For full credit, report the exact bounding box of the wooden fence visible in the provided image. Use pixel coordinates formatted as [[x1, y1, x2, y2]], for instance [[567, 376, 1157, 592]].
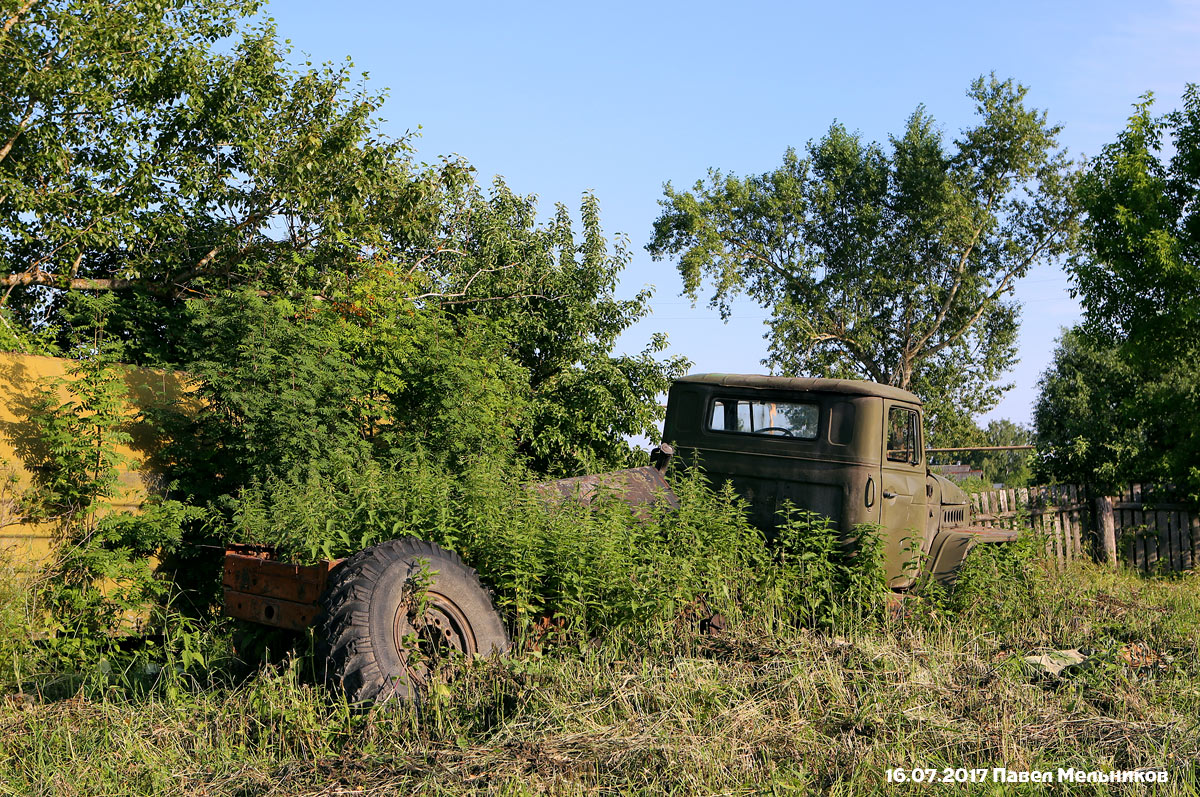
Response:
[[969, 483, 1198, 573], [1110, 484, 1199, 572]]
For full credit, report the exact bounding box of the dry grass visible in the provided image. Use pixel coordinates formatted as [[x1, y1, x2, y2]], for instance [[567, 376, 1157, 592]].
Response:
[[0, 560, 1198, 795]]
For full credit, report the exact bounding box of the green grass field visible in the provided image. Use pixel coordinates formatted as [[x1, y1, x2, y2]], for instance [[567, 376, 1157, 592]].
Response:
[[1, 556, 1197, 796]]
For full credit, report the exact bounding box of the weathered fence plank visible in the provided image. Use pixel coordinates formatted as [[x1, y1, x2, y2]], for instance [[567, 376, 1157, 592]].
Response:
[[1168, 511, 1181, 572], [1145, 510, 1156, 570], [1080, 504, 1089, 559], [1096, 496, 1117, 567], [1178, 511, 1190, 571], [966, 482, 1194, 573], [1123, 506, 1135, 566], [1180, 511, 1190, 570], [1190, 512, 1199, 571]]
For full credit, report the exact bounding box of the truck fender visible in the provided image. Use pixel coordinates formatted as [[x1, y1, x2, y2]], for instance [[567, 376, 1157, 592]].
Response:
[[926, 526, 1018, 586]]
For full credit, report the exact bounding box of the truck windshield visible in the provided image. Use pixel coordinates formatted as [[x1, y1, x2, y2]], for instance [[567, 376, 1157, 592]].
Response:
[[708, 398, 819, 438]]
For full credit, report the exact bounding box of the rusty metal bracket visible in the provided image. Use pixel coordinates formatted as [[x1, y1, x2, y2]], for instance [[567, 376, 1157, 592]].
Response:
[[222, 550, 343, 631]]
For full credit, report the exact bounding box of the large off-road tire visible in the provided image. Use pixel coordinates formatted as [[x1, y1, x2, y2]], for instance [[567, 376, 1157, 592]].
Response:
[[317, 537, 509, 705]]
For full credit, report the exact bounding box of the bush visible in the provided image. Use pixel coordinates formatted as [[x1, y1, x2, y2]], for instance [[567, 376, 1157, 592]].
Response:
[[15, 333, 207, 678], [230, 453, 775, 643], [938, 530, 1052, 635], [770, 507, 890, 630]]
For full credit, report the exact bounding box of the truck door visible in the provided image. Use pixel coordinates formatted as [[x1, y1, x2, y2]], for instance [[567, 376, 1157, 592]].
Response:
[[880, 402, 927, 587]]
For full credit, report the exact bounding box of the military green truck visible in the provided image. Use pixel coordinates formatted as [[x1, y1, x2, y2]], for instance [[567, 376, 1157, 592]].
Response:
[[661, 374, 1015, 588], [223, 373, 1014, 703]]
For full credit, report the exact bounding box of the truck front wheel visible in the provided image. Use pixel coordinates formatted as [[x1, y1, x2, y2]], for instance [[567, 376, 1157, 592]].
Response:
[[317, 537, 509, 705]]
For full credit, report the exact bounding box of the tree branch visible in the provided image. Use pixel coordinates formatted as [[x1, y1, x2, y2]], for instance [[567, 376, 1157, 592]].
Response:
[[728, 235, 806, 294], [910, 192, 996, 355], [183, 206, 273, 282], [402, 263, 516, 302], [922, 214, 1069, 361], [923, 270, 1017, 359], [0, 100, 35, 164], [0, 272, 145, 291], [405, 247, 468, 276], [439, 292, 552, 306], [1, 0, 36, 38], [26, 213, 105, 274], [790, 315, 887, 384]]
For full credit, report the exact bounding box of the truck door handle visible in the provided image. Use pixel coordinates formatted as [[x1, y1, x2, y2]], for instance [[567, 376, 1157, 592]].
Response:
[[883, 490, 897, 499], [865, 477, 875, 508]]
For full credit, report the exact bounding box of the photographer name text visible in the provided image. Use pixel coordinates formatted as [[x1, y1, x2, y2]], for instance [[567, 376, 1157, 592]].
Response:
[[886, 767, 1168, 784]]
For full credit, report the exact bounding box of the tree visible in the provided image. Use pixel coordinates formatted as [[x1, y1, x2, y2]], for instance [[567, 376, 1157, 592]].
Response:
[[1072, 86, 1200, 362], [974, 419, 1034, 487], [156, 185, 687, 492], [428, 182, 690, 475], [1051, 85, 1200, 498], [1031, 326, 1200, 500], [1, 1, 688, 646], [648, 76, 1077, 444], [1033, 330, 1139, 489], [1, 0, 686, 479], [1, 0, 433, 352]]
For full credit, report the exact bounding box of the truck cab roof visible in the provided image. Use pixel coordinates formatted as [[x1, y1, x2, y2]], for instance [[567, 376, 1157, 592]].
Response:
[[674, 373, 922, 405]]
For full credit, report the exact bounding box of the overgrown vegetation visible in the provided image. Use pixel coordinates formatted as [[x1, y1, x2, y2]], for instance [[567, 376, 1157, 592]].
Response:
[[4, 2, 1199, 793], [0, 311, 200, 675], [2, 0, 689, 679], [1, 0, 686, 482], [226, 457, 896, 643], [2, 538, 1197, 795], [3, 331, 1195, 791]]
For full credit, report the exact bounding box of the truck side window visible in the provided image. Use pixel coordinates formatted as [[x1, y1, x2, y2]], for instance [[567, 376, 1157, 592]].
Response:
[[709, 398, 818, 439], [886, 407, 919, 463]]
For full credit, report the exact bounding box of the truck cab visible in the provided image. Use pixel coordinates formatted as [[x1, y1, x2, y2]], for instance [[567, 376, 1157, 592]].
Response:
[[662, 374, 988, 588]]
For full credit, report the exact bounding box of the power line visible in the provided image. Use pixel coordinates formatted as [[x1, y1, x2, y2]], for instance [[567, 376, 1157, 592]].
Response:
[[927, 445, 1035, 452]]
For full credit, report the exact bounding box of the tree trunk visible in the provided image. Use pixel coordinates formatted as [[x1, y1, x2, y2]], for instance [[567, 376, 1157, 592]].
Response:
[[895, 357, 914, 390]]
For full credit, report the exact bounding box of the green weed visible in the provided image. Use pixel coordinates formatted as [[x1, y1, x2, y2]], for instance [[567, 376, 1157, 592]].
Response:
[[230, 455, 773, 644], [0, 557, 42, 693], [770, 506, 890, 631]]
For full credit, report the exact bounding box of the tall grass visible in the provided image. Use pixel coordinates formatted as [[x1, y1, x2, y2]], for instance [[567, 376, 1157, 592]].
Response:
[[228, 454, 903, 646], [0, 557, 41, 693], [772, 507, 890, 630], [0, 564, 1197, 795]]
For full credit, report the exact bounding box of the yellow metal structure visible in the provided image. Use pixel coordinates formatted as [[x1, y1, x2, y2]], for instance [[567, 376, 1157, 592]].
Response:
[[0, 352, 193, 568]]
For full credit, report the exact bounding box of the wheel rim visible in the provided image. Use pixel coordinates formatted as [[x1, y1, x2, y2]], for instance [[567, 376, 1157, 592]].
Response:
[[391, 589, 477, 690]]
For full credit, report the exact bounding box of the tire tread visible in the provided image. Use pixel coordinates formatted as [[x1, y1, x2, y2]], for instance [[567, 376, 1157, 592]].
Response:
[[316, 537, 507, 705]]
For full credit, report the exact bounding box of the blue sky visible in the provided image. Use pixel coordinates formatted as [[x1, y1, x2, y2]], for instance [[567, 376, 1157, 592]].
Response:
[[267, 0, 1200, 429]]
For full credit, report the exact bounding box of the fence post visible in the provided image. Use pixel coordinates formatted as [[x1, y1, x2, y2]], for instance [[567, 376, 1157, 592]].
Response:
[[1095, 495, 1117, 568]]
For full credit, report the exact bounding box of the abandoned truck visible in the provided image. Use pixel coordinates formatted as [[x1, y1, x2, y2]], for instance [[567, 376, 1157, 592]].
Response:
[[223, 374, 1015, 703]]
